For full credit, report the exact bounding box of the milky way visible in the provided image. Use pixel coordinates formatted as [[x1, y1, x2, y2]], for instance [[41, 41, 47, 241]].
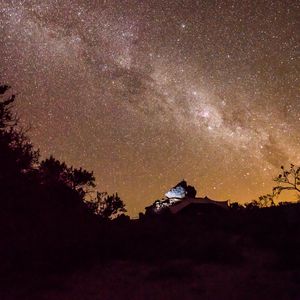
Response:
[[1, 0, 299, 215]]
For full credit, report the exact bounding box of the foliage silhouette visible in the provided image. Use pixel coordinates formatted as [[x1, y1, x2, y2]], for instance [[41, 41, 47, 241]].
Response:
[[258, 193, 275, 207], [250, 164, 300, 208], [229, 202, 244, 210], [39, 155, 96, 199], [0, 84, 126, 275], [0, 85, 39, 184], [273, 164, 300, 196], [87, 191, 127, 219], [186, 184, 197, 198]]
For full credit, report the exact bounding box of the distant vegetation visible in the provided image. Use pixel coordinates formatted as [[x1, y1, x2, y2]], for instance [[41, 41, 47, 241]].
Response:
[[0, 84, 127, 274], [230, 164, 300, 210], [273, 164, 300, 196], [0, 84, 126, 218]]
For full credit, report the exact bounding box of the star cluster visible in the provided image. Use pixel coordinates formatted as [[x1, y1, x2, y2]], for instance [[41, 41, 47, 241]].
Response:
[[1, 0, 299, 215]]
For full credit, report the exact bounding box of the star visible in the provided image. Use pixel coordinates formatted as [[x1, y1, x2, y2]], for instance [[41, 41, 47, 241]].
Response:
[[0, 0, 299, 216]]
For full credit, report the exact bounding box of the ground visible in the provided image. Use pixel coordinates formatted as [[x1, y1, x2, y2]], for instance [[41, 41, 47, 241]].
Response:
[[2, 250, 300, 300]]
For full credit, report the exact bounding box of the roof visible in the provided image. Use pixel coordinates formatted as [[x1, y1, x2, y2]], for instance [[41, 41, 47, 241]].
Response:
[[169, 196, 229, 214]]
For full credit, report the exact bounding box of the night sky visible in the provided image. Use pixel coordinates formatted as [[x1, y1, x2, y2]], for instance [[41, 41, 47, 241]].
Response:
[[1, 0, 299, 216]]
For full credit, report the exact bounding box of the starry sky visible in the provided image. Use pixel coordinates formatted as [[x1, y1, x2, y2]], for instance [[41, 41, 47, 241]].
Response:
[[1, 0, 299, 216]]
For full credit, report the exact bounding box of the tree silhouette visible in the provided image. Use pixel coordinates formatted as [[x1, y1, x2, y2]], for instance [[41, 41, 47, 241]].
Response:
[[186, 185, 197, 198], [273, 164, 300, 197], [229, 202, 244, 210], [0, 84, 39, 183], [68, 166, 96, 197], [0, 84, 16, 128], [258, 193, 275, 207], [87, 191, 126, 219], [39, 155, 95, 198]]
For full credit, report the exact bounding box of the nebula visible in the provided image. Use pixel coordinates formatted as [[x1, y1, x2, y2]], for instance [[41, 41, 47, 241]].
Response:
[[1, 0, 299, 215]]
